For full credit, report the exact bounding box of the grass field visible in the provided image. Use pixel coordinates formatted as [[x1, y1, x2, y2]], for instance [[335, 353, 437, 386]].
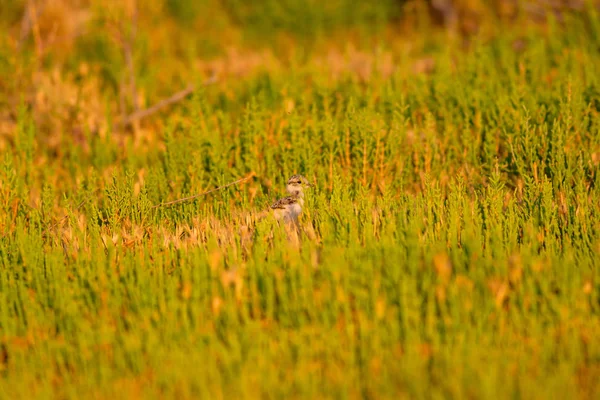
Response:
[[1, 1, 600, 399]]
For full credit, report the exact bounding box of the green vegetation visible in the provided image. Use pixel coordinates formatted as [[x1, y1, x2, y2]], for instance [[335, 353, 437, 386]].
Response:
[[1, 1, 599, 399]]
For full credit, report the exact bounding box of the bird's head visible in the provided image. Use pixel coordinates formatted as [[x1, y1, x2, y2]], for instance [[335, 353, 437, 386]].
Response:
[[286, 174, 313, 197]]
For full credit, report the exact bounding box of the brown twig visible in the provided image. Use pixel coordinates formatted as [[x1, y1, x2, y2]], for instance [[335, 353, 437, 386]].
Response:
[[18, 0, 47, 50], [116, 74, 218, 129], [124, 2, 139, 123], [42, 198, 88, 237], [27, 0, 44, 58], [152, 173, 255, 209]]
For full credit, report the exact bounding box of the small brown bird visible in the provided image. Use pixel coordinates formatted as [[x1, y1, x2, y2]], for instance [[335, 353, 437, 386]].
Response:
[[270, 175, 312, 223]]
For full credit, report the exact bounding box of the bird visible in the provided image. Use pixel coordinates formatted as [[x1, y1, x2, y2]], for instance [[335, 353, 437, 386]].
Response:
[[270, 175, 312, 224]]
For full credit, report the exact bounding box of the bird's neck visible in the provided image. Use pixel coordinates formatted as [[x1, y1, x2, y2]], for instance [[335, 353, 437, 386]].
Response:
[[288, 190, 304, 206], [287, 188, 304, 198]]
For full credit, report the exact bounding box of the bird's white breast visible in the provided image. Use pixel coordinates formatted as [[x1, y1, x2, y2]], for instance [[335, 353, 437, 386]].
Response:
[[273, 199, 303, 223], [288, 202, 302, 219]]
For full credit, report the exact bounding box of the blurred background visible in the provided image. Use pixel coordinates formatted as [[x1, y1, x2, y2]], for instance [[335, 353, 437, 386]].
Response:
[[0, 0, 597, 151]]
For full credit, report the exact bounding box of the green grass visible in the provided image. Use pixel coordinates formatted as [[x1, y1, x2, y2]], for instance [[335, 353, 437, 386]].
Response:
[[1, 3, 600, 399]]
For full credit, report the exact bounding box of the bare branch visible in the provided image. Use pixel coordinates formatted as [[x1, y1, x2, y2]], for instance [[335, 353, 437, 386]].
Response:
[[42, 198, 88, 237], [116, 74, 217, 128], [152, 173, 255, 209], [124, 2, 139, 114], [18, 0, 47, 50]]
